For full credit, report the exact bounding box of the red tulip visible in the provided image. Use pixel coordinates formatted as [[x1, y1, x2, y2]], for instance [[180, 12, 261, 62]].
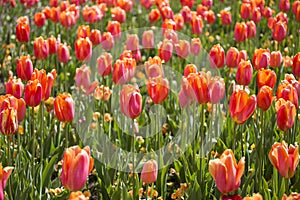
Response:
[[140, 0, 152, 9], [279, 0, 290, 12], [57, 43, 70, 63], [276, 81, 299, 108], [160, 6, 174, 20], [116, 0, 133, 12], [257, 69, 277, 89], [181, 6, 192, 23], [49, 7, 60, 22], [270, 51, 282, 68], [202, 0, 212, 9], [246, 20, 256, 39], [262, 7, 273, 18], [191, 15, 203, 35], [89, 29, 102, 46], [236, 60, 253, 86], [54, 93, 75, 122], [190, 38, 201, 55], [174, 13, 184, 30], [284, 74, 300, 97], [251, 7, 261, 23], [142, 30, 154, 49], [226, 47, 239, 68], [229, 90, 257, 124], [24, 79, 42, 107], [60, 11, 76, 27], [180, 0, 194, 8], [240, 3, 252, 20], [16, 16, 30, 43], [75, 65, 98, 95], [77, 25, 90, 39], [275, 99, 297, 131], [107, 21, 121, 40], [234, 22, 247, 42], [197, 5, 208, 18], [60, 145, 94, 191], [141, 160, 158, 183], [272, 22, 287, 42], [120, 84, 142, 119], [257, 85, 273, 111], [148, 77, 169, 104], [220, 10, 232, 25], [184, 64, 197, 77], [158, 39, 173, 62], [5, 78, 24, 99], [269, 141, 298, 178], [0, 164, 14, 200], [209, 44, 225, 69], [208, 76, 225, 104], [292, 1, 300, 21], [205, 10, 215, 24], [111, 6, 126, 23], [0, 95, 26, 122], [101, 32, 115, 51], [34, 12, 46, 27], [149, 8, 161, 23], [82, 5, 103, 23], [74, 37, 92, 62], [34, 36, 49, 60], [238, 50, 248, 63], [47, 35, 58, 55], [209, 149, 245, 193], [292, 52, 300, 78], [97, 52, 112, 76], [16, 55, 33, 81], [252, 48, 270, 70]]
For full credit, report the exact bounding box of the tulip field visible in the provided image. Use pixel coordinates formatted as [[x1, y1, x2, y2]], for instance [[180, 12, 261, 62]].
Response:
[[2, 0, 300, 199]]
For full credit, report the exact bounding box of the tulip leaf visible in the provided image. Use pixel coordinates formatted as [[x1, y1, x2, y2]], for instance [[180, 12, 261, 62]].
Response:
[[42, 153, 59, 188]]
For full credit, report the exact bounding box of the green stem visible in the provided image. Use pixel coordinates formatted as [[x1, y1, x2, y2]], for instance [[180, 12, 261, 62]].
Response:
[[39, 101, 44, 199], [199, 104, 205, 183], [7, 135, 13, 200], [31, 107, 36, 188], [132, 120, 136, 200]]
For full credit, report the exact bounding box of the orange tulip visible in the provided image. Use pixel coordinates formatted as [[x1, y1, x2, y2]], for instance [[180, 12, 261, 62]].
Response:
[[257, 69, 276, 89], [209, 44, 225, 69], [16, 55, 33, 81], [246, 20, 256, 39], [293, 1, 300, 21], [74, 37, 92, 62], [60, 145, 94, 191], [69, 191, 87, 200], [234, 22, 247, 42], [149, 8, 161, 23], [196, 4, 208, 18], [77, 25, 90, 39], [97, 52, 112, 76], [34, 36, 49, 60], [54, 93, 75, 122], [144, 56, 164, 78], [236, 60, 253, 86], [181, 6, 192, 23], [252, 48, 270, 70], [243, 193, 263, 200], [229, 90, 257, 124], [116, 0, 133, 12], [111, 6, 126, 23], [208, 76, 225, 104], [89, 29, 102, 46], [240, 3, 252, 20], [257, 85, 273, 111], [24, 79, 42, 107], [276, 81, 299, 108], [269, 141, 298, 178], [141, 160, 158, 184], [226, 47, 239, 68], [48, 7, 60, 22], [75, 65, 98, 95], [184, 64, 197, 77], [160, 6, 174, 21], [142, 30, 154, 49], [0, 105, 18, 135], [272, 21, 287, 42], [34, 12, 46, 27], [16, 16, 30, 43], [174, 13, 184, 30], [0, 164, 14, 200], [282, 193, 300, 200], [220, 10, 232, 25], [205, 10, 215, 24], [279, 0, 290, 12], [275, 99, 296, 131], [82, 5, 103, 23], [148, 77, 169, 104], [60, 11, 76, 27], [191, 15, 203, 35], [5, 77, 24, 99], [158, 39, 173, 62], [262, 7, 273, 18], [175, 40, 190, 59], [284, 74, 300, 97], [57, 43, 70, 63], [107, 21, 121, 40], [293, 52, 300, 78], [209, 149, 245, 193], [31, 69, 57, 101], [251, 7, 261, 24], [101, 32, 115, 51], [0, 95, 26, 122], [162, 19, 176, 35], [120, 84, 142, 119], [190, 38, 201, 56], [270, 51, 282, 68], [113, 58, 136, 85], [47, 35, 58, 55]]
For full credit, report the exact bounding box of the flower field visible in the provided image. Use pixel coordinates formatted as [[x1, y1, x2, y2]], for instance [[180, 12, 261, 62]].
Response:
[[1, 0, 300, 199]]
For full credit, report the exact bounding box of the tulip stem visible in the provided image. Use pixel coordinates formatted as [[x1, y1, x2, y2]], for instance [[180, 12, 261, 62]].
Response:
[[199, 104, 205, 183], [66, 122, 69, 147], [132, 120, 136, 200], [31, 107, 36, 188], [39, 101, 44, 199], [7, 135, 13, 200], [150, 182, 154, 199]]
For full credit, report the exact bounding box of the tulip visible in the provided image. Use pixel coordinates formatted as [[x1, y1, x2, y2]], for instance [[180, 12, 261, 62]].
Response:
[[163, 29, 178, 44], [181, 6, 192, 23], [251, 7, 261, 24], [234, 22, 247, 43], [190, 38, 201, 55], [158, 39, 173, 62], [180, 0, 194, 8], [123, 57, 136, 80], [197, 5, 208, 18], [160, 6, 174, 20], [16, 55, 33, 81], [75, 65, 98, 95], [229, 90, 257, 124], [279, 0, 290, 12], [5, 77, 24, 99], [24, 79, 42, 107], [0, 105, 18, 135], [191, 15, 203, 35], [175, 40, 190, 59], [57, 44, 70, 63], [89, 29, 101, 46], [0, 164, 14, 200], [270, 51, 282, 68], [272, 22, 287, 42], [34, 37, 49, 60], [220, 10, 232, 25], [107, 21, 121, 40], [16, 16, 30, 43], [202, 0, 212, 9], [148, 77, 169, 104], [77, 25, 90, 39], [97, 52, 112, 76], [209, 149, 245, 193], [246, 20, 256, 39], [34, 12, 46, 27], [142, 30, 154, 49], [243, 193, 263, 200], [282, 193, 300, 200], [257, 69, 276, 89], [60, 145, 94, 191], [49, 7, 60, 22], [49, 0, 58, 7], [209, 44, 225, 69], [162, 19, 176, 35], [60, 11, 76, 28], [269, 141, 298, 178], [47, 35, 58, 55], [205, 10, 216, 24], [257, 86, 273, 111], [275, 99, 297, 131], [111, 6, 126, 23], [222, 194, 243, 200], [148, 8, 161, 23], [141, 160, 158, 184], [263, 7, 273, 18], [126, 34, 139, 51], [113, 59, 128, 85], [238, 50, 247, 63], [116, 0, 133, 12], [293, 1, 300, 21], [252, 49, 270, 70], [31, 69, 57, 101], [69, 191, 86, 200], [236, 60, 253, 86], [82, 5, 102, 23], [174, 13, 184, 30], [284, 74, 300, 97], [240, 3, 251, 20], [184, 64, 197, 77], [208, 76, 225, 104], [178, 89, 190, 108], [0, 95, 26, 122], [293, 52, 300, 78], [101, 32, 114, 51], [54, 93, 75, 122], [226, 47, 239, 68], [140, 0, 152, 9], [120, 84, 142, 119], [144, 56, 164, 78], [276, 81, 299, 108], [74, 37, 92, 62]]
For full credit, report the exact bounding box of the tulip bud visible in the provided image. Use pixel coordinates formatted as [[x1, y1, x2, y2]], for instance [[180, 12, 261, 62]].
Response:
[[184, 64, 197, 77], [101, 32, 115, 51], [191, 15, 203, 35], [234, 22, 247, 42], [181, 6, 192, 23], [236, 60, 253, 86], [54, 93, 75, 122], [107, 21, 121, 40], [141, 160, 158, 184], [111, 6, 126, 23], [74, 37, 92, 62], [158, 39, 173, 62], [97, 52, 112, 76], [272, 22, 287, 42], [57, 44, 70, 63], [257, 85, 273, 111], [34, 12, 46, 27], [148, 8, 160, 23], [16, 16, 30, 43], [220, 10, 232, 25], [209, 76, 225, 104], [279, 0, 290, 12], [175, 40, 190, 59], [209, 44, 225, 69], [120, 84, 142, 119], [252, 48, 270, 70], [226, 47, 239, 68], [47, 35, 58, 55], [34, 37, 49, 60], [89, 29, 101, 46], [246, 20, 256, 39], [142, 30, 154, 49], [190, 38, 201, 56], [257, 69, 277, 89], [16, 55, 33, 81], [148, 77, 169, 104], [270, 51, 282, 68], [5, 78, 24, 99], [24, 79, 43, 107]]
